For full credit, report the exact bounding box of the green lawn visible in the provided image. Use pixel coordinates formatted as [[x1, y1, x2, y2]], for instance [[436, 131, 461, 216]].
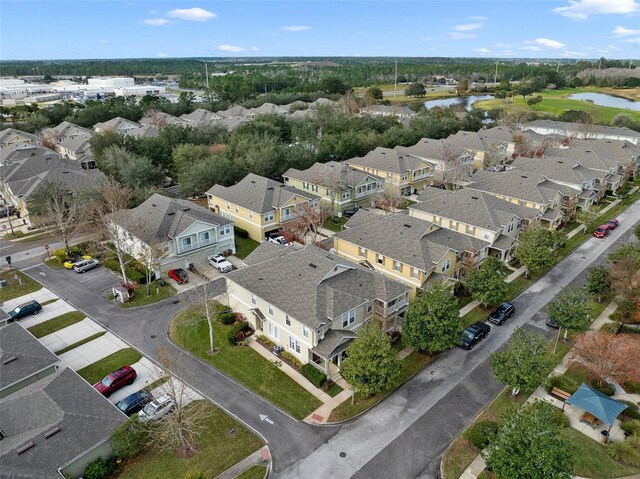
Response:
[[44, 258, 64, 269], [0, 270, 41, 302], [170, 307, 321, 420], [120, 281, 175, 308], [475, 87, 640, 124], [54, 332, 106, 355], [236, 466, 267, 479], [118, 400, 265, 479], [40, 298, 59, 306], [234, 234, 260, 260], [562, 427, 640, 479], [76, 348, 143, 385], [27, 311, 86, 338], [322, 216, 348, 232], [328, 351, 432, 422]]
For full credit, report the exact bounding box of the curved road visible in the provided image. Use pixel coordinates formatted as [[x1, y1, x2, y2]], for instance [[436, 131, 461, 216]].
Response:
[[21, 199, 640, 478]]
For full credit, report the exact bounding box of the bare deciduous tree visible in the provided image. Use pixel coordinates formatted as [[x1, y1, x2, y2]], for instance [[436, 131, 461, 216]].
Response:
[[374, 185, 402, 215], [39, 128, 61, 150], [137, 238, 167, 296], [144, 109, 169, 129], [294, 201, 332, 244]]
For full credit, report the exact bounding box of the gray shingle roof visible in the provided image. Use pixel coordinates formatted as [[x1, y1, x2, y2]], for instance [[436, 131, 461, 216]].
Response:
[[180, 108, 223, 125], [511, 156, 605, 185], [123, 124, 160, 138], [335, 213, 454, 271], [283, 161, 382, 191], [227, 245, 410, 328], [478, 126, 515, 145], [525, 120, 640, 139], [467, 169, 563, 205], [411, 186, 540, 230], [311, 329, 356, 359], [345, 146, 427, 175], [446, 130, 486, 152], [0, 323, 59, 392], [141, 111, 189, 126], [58, 133, 92, 154], [218, 105, 248, 118], [545, 139, 639, 171], [207, 173, 317, 214], [0, 128, 38, 147], [93, 117, 141, 132], [0, 367, 126, 479], [360, 105, 415, 117], [49, 122, 93, 142], [114, 193, 232, 243], [422, 227, 491, 254]]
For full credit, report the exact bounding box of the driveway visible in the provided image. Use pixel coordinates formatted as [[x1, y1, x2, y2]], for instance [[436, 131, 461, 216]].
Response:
[[40, 317, 105, 352], [60, 265, 122, 297], [58, 332, 128, 370]]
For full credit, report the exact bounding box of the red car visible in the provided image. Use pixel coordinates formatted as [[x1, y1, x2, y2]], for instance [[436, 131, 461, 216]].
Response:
[[606, 219, 619, 229], [93, 366, 137, 397], [168, 268, 189, 285], [593, 224, 611, 238]]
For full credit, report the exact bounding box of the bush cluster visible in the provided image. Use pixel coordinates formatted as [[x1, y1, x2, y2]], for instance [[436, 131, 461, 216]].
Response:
[[280, 351, 302, 369], [219, 312, 236, 325], [83, 456, 118, 479], [235, 227, 249, 239], [227, 321, 252, 345], [465, 420, 498, 449], [301, 364, 327, 388]]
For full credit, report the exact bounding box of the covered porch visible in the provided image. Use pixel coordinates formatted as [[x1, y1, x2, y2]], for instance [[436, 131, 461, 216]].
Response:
[[488, 234, 517, 262], [310, 330, 356, 381]]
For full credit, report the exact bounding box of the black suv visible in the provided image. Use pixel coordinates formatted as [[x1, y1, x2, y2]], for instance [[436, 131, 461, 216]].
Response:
[[488, 302, 515, 325], [459, 322, 491, 350], [8, 300, 42, 321]]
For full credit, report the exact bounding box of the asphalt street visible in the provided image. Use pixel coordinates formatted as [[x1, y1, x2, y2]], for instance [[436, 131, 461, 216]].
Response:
[[19, 198, 640, 478]]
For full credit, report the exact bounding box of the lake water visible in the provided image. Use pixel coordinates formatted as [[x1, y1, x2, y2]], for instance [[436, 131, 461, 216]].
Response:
[[424, 94, 495, 111], [567, 93, 640, 112]]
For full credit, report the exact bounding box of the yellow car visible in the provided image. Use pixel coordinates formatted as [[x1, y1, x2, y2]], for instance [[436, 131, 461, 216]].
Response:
[[63, 255, 92, 269]]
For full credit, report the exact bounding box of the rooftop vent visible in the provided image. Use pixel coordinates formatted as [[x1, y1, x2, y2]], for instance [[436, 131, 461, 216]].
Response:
[[151, 204, 157, 207], [267, 187, 274, 191], [557, 161, 564, 164], [309, 263, 317, 269], [250, 180, 256, 184], [167, 212, 175, 216], [16, 442, 34, 455], [471, 196, 479, 200], [403, 224, 412, 228], [182, 208, 191, 212], [44, 426, 61, 439], [3, 356, 17, 365], [521, 175, 528, 179]]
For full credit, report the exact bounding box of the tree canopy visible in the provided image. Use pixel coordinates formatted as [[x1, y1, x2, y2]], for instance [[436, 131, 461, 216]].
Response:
[[465, 257, 509, 306], [515, 225, 558, 276]]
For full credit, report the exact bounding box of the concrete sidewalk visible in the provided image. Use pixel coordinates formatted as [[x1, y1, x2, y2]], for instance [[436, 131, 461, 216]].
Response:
[[2, 287, 55, 312], [19, 299, 77, 328], [213, 448, 269, 479], [40, 317, 105, 352], [58, 331, 128, 370]]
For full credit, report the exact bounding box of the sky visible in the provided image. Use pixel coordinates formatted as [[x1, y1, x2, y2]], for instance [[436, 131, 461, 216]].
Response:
[[1, 0, 640, 60]]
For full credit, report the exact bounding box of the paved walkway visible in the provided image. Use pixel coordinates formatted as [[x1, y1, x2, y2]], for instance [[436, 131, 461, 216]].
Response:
[[598, 198, 622, 216], [567, 223, 586, 239], [19, 299, 77, 328], [40, 317, 105, 352], [2, 287, 55, 311], [58, 331, 128, 370], [247, 337, 332, 403], [213, 448, 269, 479]]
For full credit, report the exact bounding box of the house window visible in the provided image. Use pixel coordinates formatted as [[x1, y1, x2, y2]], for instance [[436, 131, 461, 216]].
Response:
[[181, 237, 192, 249], [451, 221, 458, 230], [441, 259, 451, 272], [226, 201, 230, 209], [312, 184, 318, 192], [401, 173, 408, 181], [393, 260, 402, 272], [342, 191, 350, 200], [359, 247, 367, 257], [341, 309, 356, 328], [303, 326, 309, 338], [367, 184, 372, 191], [377, 254, 384, 265], [268, 322, 279, 340], [367, 302, 373, 313], [235, 205, 239, 213], [411, 267, 419, 278], [283, 207, 290, 217], [288, 336, 301, 354], [357, 186, 363, 194], [249, 212, 253, 219], [268, 304, 274, 316], [251, 293, 256, 305], [264, 212, 274, 222], [285, 315, 291, 326], [303, 182, 309, 190], [200, 231, 210, 243], [466, 225, 473, 235], [311, 199, 318, 208], [483, 231, 490, 240], [507, 223, 514, 233]]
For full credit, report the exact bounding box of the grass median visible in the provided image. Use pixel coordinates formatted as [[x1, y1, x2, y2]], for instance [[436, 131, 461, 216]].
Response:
[[27, 311, 86, 338], [170, 307, 321, 420], [76, 348, 143, 385], [0, 270, 41, 302]]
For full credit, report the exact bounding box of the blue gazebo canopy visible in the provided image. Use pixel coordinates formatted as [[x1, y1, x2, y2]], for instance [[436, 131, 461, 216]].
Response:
[[565, 383, 628, 426]]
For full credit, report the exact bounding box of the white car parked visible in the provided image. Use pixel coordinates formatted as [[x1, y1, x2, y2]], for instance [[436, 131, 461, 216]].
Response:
[[208, 254, 233, 273], [138, 394, 174, 423], [267, 235, 293, 246]]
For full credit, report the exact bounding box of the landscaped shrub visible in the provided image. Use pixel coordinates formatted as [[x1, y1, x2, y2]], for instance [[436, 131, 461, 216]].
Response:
[[83, 456, 117, 479], [552, 408, 571, 428], [620, 401, 640, 420], [621, 419, 640, 436], [466, 420, 498, 449], [281, 351, 302, 369], [624, 381, 640, 394], [235, 227, 249, 239], [607, 440, 640, 466], [257, 335, 275, 349], [301, 364, 327, 388], [546, 375, 579, 394], [227, 321, 251, 345], [590, 380, 616, 396], [219, 312, 236, 325], [110, 416, 149, 459]]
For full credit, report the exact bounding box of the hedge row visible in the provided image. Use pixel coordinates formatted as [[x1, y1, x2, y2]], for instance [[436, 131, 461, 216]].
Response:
[[235, 227, 249, 239], [301, 364, 327, 388], [227, 321, 252, 345]]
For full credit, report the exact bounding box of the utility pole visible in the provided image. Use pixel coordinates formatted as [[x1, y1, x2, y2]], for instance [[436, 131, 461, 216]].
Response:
[[394, 60, 398, 98], [204, 62, 210, 90], [494, 60, 498, 86], [557, 61, 560, 73]]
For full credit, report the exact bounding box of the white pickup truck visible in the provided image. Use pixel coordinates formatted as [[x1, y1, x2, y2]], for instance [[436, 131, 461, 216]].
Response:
[[208, 254, 233, 273]]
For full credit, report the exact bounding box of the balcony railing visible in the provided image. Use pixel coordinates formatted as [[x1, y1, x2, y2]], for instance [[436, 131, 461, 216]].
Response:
[[373, 299, 408, 318], [176, 236, 217, 255]]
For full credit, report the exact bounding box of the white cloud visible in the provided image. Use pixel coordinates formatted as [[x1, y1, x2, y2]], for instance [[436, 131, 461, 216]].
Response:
[[528, 38, 565, 49], [282, 25, 311, 32], [98, 39, 110, 44], [143, 18, 169, 26], [468, 16, 487, 20], [553, 0, 639, 19], [613, 25, 640, 35], [250, 46, 260, 51], [449, 32, 476, 40], [520, 46, 543, 51], [454, 22, 483, 31], [472, 47, 492, 54], [561, 50, 588, 57], [156, 53, 168, 57], [167, 7, 217, 21], [627, 37, 640, 43], [218, 44, 246, 52]]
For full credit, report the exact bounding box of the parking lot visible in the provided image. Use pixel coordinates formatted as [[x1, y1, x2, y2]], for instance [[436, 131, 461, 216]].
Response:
[[63, 265, 122, 297]]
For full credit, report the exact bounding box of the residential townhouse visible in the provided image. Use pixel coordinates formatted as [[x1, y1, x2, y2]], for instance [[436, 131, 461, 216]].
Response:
[[113, 193, 235, 273], [245, 102, 290, 118], [179, 108, 223, 126], [398, 138, 475, 183], [218, 105, 249, 118], [93, 117, 142, 134], [359, 105, 416, 119], [478, 126, 517, 160], [408, 186, 542, 263], [206, 173, 319, 242], [0, 128, 39, 149], [332, 213, 463, 294], [345, 146, 433, 196], [48, 121, 93, 143], [545, 138, 640, 186], [140, 111, 190, 127], [510, 156, 610, 207], [0, 144, 105, 224], [225, 244, 411, 378], [525, 120, 640, 145], [442, 127, 517, 170], [283, 161, 384, 216], [465, 169, 572, 227], [57, 133, 96, 169]]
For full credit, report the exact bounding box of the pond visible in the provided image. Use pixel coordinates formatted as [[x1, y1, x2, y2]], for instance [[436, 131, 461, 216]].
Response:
[[424, 94, 495, 111], [567, 92, 640, 112]]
